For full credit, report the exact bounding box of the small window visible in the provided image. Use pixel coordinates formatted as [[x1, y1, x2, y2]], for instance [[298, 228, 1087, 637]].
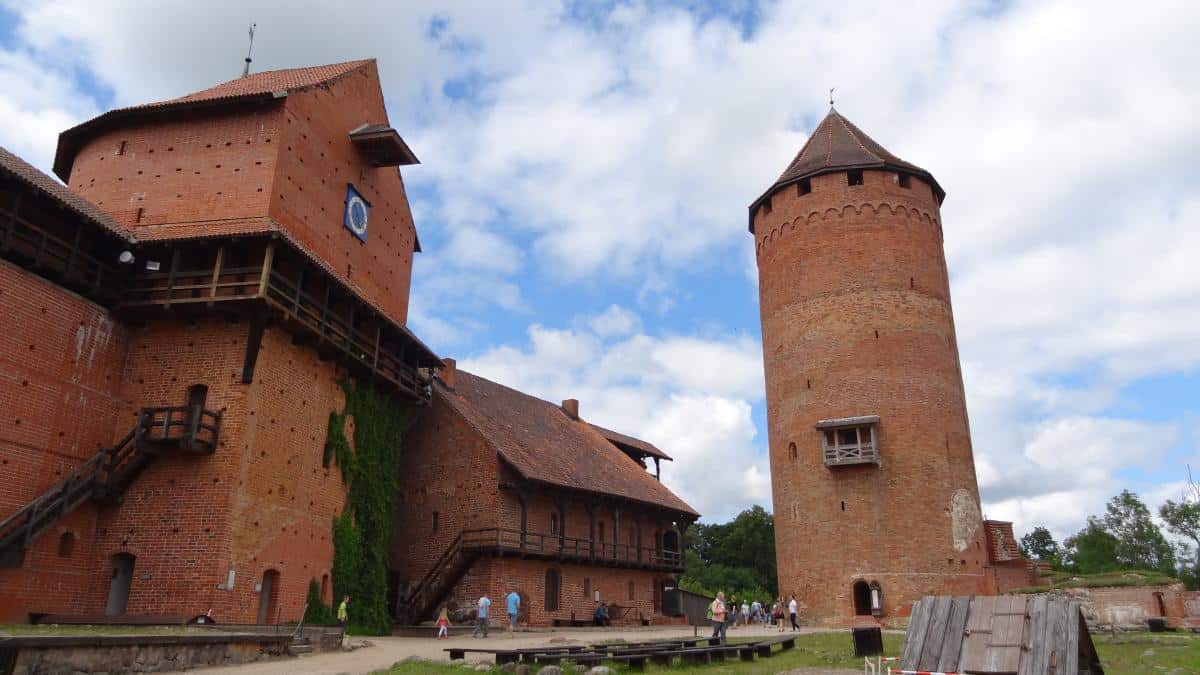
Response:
[[761, 197, 773, 216], [116, 140, 127, 156], [432, 511, 439, 533], [57, 532, 75, 557], [897, 173, 911, 188], [583, 577, 591, 598], [847, 169, 864, 186], [550, 513, 559, 535], [628, 580, 635, 600], [797, 178, 812, 196], [787, 442, 797, 459]]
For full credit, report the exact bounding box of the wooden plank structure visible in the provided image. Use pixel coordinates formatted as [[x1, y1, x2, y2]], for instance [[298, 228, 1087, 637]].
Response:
[[899, 595, 1103, 674]]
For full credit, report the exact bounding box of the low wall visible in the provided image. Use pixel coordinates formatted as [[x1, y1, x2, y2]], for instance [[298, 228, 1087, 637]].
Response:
[[1, 632, 291, 674], [1055, 583, 1187, 628]]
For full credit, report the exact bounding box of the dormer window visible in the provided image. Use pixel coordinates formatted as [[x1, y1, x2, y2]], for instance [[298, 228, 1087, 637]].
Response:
[[847, 170, 864, 186], [817, 415, 879, 466]]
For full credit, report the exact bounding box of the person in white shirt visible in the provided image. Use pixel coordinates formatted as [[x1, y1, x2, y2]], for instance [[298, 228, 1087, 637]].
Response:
[[788, 595, 799, 631], [472, 595, 491, 638]]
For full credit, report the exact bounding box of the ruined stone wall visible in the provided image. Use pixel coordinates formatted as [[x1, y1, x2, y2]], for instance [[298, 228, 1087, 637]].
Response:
[[1058, 583, 1188, 627], [0, 259, 130, 621], [754, 169, 989, 622]]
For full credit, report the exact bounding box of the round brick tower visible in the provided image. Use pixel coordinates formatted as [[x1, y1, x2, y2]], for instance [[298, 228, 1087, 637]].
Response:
[[750, 109, 988, 623]]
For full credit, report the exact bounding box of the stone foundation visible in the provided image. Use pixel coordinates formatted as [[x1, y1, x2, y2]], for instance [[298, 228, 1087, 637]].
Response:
[[2, 633, 291, 674]]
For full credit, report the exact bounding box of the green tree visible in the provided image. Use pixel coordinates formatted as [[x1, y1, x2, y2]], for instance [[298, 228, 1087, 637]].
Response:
[[1103, 490, 1175, 574], [1019, 526, 1062, 567], [1159, 485, 1200, 587], [1063, 517, 1120, 573], [683, 505, 777, 599]]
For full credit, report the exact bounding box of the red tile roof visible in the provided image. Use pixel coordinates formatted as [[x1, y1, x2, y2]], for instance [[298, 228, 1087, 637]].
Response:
[[54, 60, 375, 181], [0, 144, 131, 240], [748, 108, 945, 231], [439, 370, 698, 517], [589, 423, 673, 461]]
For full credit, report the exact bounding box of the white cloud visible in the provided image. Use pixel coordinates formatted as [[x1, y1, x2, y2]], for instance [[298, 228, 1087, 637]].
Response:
[[587, 304, 640, 337]]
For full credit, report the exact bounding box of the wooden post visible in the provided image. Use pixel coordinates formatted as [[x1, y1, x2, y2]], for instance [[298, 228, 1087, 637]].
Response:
[[373, 325, 382, 370], [66, 224, 83, 281], [164, 247, 181, 305], [0, 192, 20, 249], [257, 240, 275, 298], [209, 245, 225, 300], [292, 268, 305, 316]]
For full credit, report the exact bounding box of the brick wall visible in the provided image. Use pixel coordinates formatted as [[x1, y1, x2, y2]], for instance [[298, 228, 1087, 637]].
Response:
[[0, 259, 129, 621], [1060, 584, 1188, 627], [391, 381, 683, 625], [65, 61, 418, 327], [271, 61, 418, 325], [66, 106, 282, 228], [448, 558, 671, 627], [754, 168, 990, 622]]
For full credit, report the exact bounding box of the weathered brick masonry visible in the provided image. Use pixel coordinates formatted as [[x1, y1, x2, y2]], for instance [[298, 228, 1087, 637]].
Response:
[[0, 60, 436, 623], [750, 110, 1032, 624]]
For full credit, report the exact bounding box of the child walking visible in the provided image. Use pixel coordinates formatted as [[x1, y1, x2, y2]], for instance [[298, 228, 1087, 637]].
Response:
[[436, 606, 451, 639]]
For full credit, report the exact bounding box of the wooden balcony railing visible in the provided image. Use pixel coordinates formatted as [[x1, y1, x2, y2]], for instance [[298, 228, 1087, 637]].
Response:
[[461, 528, 684, 570], [137, 405, 221, 454]]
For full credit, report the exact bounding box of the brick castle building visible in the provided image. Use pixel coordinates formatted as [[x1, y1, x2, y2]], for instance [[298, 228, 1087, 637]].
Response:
[[0, 59, 696, 627], [748, 109, 1036, 623]]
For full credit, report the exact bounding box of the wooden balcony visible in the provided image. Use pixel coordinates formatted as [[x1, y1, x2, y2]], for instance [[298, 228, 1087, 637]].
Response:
[[461, 527, 685, 572], [119, 237, 438, 403], [136, 405, 221, 454]]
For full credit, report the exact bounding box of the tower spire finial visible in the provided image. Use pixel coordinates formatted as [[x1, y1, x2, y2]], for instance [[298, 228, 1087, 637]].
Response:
[[242, 23, 257, 78], [829, 87, 835, 108]]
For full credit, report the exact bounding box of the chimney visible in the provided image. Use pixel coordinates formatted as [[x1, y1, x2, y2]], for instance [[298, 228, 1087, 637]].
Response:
[[440, 357, 456, 389], [561, 398, 579, 420]]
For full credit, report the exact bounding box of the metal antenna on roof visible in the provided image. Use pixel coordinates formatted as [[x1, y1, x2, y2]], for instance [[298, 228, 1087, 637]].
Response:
[[829, 87, 835, 108], [242, 23, 257, 78]]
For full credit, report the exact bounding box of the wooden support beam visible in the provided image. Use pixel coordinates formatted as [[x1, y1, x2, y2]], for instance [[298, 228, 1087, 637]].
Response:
[[163, 247, 180, 307], [66, 223, 83, 281], [241, 314, 267, 385], [0, 191, 19, 248], [257, 240, 275, 298], [209, 245, 225, 301]]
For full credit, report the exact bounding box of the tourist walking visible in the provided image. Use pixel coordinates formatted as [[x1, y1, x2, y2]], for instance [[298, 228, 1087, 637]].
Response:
[[728, 595, 738, 629], [775, 597, 785, 632], [741, 600, 750, 625], [337, 595, 350, 646], [788, 594, 799, 631], [472, 594, 491, 638], [506, 590, 521, 637], [435, 606, 451, 639], [709, 592, 728, 643]]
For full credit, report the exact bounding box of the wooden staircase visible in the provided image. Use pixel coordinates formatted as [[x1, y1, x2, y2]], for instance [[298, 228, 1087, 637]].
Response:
[[394, 532, 479, 625], [0, 404, 221, 567]]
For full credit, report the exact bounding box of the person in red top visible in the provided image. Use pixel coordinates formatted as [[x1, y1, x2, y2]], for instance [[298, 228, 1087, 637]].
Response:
[[710, 591, 728, 643]]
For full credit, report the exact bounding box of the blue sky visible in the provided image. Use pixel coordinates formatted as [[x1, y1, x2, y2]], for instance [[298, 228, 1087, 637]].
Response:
[[0, 0, 1197, 540]]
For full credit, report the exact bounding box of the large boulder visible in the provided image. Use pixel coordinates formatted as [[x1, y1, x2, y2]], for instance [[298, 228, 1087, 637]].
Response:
[[536, 667, 562, 675]]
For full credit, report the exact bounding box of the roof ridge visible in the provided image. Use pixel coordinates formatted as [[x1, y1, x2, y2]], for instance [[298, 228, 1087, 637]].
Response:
[[834, 109, 884, 163]]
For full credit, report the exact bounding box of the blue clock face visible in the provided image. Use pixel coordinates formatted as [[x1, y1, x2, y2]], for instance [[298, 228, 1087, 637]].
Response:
[[344, 185, 370, 241]]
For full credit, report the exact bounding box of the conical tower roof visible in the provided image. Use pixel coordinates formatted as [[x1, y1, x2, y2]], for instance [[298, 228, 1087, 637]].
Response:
[[748, 108, 944, 232]]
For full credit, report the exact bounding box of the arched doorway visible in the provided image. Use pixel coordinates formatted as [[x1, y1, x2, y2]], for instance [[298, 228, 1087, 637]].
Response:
[[257, 570, 280, 624], [105, 553, 135, 616], [852, 580, 872, 616], [544, 568, 560, 612]]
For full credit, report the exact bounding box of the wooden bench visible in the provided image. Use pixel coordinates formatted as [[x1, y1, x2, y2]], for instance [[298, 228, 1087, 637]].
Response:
[[533, 651, 651, 670], [751, 633, 797, 656], [444, 648, 526, 663]]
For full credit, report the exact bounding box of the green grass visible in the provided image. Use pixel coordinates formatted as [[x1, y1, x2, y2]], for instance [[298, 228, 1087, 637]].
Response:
[[1092, 631, 1200, 674], [1012, 568, 1179, 593], [378, 631, 1200, 675]]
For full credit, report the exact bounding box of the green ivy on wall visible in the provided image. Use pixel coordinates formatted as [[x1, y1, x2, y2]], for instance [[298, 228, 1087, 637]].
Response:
[[326, 379, 411, 635]]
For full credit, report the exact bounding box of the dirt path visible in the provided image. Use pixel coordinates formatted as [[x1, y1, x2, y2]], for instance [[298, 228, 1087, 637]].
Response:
[[190, 624, 807, 675]]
